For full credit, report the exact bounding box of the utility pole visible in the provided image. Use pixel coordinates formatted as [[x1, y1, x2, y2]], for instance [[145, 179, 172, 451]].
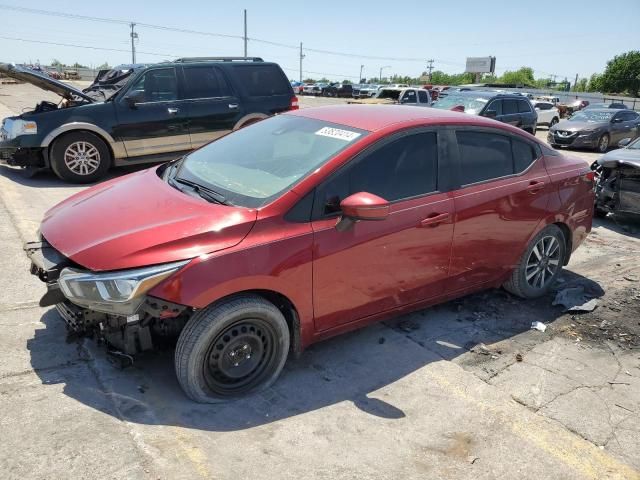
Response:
[[243, 10, 248, 58], [299, 42, 305, 83], [359, 64, 364, 83], [130, 23, 138, 64], [574, 73, 578, 90], [427, 59, 434, 82], [379, 65, 390, 83]]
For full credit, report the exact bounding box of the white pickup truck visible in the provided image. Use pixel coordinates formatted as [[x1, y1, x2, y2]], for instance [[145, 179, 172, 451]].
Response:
[[348, 87, 432, 106], [531, 100, 560, 128]]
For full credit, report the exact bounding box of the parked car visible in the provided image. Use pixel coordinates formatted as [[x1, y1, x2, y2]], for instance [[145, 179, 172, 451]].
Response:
[[0, 58, 297, 182], [349, 87, 432, 106], [322, 83, 353, 98], [25, 104, 594, 402], [583, 102, 629, 110], [432, 91, 537, 133], [302, 83, 327, 95], [531, 100, 560, 128], [548, 109, 640, 153], [592, 136, 640, 217], [352, 84, 379, 98]]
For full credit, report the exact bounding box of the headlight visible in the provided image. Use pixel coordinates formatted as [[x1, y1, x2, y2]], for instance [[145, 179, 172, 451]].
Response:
[[1, 119, 38, 140], [58, 260, 189, 315]]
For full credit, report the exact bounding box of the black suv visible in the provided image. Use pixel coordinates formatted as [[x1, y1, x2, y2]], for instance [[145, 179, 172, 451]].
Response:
[[322, 83, 354, 98], [0, 58, 296, 182], [433, 91, 537, 134]]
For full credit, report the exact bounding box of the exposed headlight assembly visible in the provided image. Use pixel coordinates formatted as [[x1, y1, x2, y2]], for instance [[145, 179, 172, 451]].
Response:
[[58, 260, 189, 316], [1, 119, 38, 140]]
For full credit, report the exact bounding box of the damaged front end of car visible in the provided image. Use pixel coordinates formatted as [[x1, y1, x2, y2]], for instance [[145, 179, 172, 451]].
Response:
[[25, 237, 193, 359], [593, 147, 640, 218]]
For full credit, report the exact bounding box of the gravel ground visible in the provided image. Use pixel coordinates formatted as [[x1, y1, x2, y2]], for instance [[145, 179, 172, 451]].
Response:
[[0, 82, 639, 480]]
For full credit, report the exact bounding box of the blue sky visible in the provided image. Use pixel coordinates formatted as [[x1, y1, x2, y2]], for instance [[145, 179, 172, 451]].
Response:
[[1, 0, 639, 82]]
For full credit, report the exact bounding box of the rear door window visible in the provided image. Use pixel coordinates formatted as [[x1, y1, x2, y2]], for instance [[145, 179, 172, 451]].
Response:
[[232, 64, 291, 96], [418, 90, 429, 103], [512, 138, 538, 173], [183, 66, 231, 99], [517, 100, 532, 113], [456, 131, 513, 185], [503, 99, 518, 115]]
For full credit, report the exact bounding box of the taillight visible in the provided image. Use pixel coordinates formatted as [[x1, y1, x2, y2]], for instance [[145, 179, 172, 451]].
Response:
[[290, 95, 299, 110], [584, 171, 595, 182]]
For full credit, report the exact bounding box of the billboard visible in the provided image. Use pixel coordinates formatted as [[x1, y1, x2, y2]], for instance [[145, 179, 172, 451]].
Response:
[[465, 56, 496, 74]]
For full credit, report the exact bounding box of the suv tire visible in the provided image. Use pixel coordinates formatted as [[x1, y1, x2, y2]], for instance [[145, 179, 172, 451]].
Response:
[[50, 131, 111, 183], [175, 295, 290, 403], [503, 224, 566, 299]]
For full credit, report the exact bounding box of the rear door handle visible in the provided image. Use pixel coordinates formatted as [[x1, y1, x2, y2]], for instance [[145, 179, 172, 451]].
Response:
[[526, 180, 546, 194], [420, 212, 450, 227], [228, 103, 239, 109], [167, 107, 179, 115]]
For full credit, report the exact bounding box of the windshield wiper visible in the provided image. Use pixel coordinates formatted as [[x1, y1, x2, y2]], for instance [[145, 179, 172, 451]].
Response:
[[171, 177, 230, 205]]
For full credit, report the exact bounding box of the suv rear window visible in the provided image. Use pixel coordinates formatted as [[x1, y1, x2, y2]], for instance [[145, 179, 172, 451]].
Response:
[[232, 64, 291, 96], [517, 99, 532, 113]]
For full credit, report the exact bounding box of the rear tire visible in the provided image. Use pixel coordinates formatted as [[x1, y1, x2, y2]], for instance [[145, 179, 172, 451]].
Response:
[[503, 225, 566, 299], [175, 295, 290, 403], [50, 131, 111, 183]]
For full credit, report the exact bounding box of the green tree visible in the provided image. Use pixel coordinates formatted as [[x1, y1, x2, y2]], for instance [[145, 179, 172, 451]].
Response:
[[500, 67, 535, 86], [572, 77, 588, 92], [97, 62, 110, 70], [587, 73, 602, 92], [341, 79, 352, 84], [302, 78, 315, 83], [598, 51, 640, 96]]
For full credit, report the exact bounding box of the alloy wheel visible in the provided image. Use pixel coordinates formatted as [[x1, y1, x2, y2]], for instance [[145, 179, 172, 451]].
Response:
[[64, 141, 101, 176], [525, 235, 561, 289], [598, 135, 609, 152]]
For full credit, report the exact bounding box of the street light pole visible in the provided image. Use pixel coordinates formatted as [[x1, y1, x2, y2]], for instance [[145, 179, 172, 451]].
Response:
[[359, 64, 364, 83], [243, 10, 248, 58], [299, 42, 305, 83], [379, 65, 390, 83]]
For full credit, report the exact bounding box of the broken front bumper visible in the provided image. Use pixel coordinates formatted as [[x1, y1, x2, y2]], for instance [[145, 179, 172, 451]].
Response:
[[0, 139, 46, 167]]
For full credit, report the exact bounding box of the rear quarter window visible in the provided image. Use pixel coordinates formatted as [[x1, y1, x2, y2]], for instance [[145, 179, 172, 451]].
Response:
[[518, 100, 532, 113], [231, 64, 291, 97]]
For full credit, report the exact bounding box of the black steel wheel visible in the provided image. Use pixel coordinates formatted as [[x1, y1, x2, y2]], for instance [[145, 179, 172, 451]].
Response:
[[175, 295, 289, 403]]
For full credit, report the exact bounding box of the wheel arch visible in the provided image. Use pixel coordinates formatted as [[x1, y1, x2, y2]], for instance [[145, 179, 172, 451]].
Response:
[[42, 123, 123, 167], [552, 221, 573, 265], [204, 289, 302, 357]]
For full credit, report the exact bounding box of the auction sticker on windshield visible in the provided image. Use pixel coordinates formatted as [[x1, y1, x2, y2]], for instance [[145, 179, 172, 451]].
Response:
[[315, 126, 361, 141]]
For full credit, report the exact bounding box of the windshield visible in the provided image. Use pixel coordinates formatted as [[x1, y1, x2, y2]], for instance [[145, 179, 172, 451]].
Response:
[[432, 94, 489, 114], [175, 115, 368, 208], [569, 111, 615, 122]]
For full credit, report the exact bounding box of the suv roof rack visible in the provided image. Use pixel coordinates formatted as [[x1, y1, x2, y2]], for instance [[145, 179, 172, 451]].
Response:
[[173, 57, 264, 63]]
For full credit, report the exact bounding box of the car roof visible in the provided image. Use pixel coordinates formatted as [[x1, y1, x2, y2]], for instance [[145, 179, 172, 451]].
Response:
[[288, 104, 516, 132]]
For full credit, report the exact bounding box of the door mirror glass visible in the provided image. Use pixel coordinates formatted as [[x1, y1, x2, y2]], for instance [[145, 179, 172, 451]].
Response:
[[336, 192, 389, 231], [484, 109, 497, 118], [618, 137, 632, 148]]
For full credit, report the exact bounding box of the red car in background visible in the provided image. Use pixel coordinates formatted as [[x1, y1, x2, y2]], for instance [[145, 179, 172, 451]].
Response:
[[26, 105, 595, 402]]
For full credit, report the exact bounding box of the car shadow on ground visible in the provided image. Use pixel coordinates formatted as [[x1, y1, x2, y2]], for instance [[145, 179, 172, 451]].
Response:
[[594, 215, 640, 239], [28, 271, 603, 432]]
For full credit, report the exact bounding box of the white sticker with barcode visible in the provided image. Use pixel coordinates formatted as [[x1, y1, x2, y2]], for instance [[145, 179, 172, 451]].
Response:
[[315, 126, 361, 141]]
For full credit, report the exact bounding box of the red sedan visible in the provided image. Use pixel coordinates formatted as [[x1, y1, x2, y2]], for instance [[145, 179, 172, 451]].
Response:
[[27, 105, 595, 402]]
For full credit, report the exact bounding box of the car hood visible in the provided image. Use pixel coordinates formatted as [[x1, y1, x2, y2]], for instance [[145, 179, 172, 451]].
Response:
[[40, 167, 258, 271], [598, 148, 640, 169], [552, 120, 606, 132], [0, 63, 94, 103]]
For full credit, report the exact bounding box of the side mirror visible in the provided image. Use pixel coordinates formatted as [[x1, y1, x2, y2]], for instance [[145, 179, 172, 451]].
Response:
[[335, 192, 390, 232], [124, 92, 144, 108], [618, 137, 632, 148], [484, 109, 497, 118]]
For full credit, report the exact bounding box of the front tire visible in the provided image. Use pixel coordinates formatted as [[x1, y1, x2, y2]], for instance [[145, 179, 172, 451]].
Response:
[[175, 295, 290, 403], [596, 134, 610, 153], [550, 117, 559, 127], [50, 131, 111, 183], [503, 225, 566, 299]]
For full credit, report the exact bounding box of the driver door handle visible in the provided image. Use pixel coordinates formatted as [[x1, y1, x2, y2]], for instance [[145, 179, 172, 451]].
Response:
[[228, 103, 239, 109], [420, 212, 450, 227], [527, 180, 546, 194], [167, 107, 179, 115]]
